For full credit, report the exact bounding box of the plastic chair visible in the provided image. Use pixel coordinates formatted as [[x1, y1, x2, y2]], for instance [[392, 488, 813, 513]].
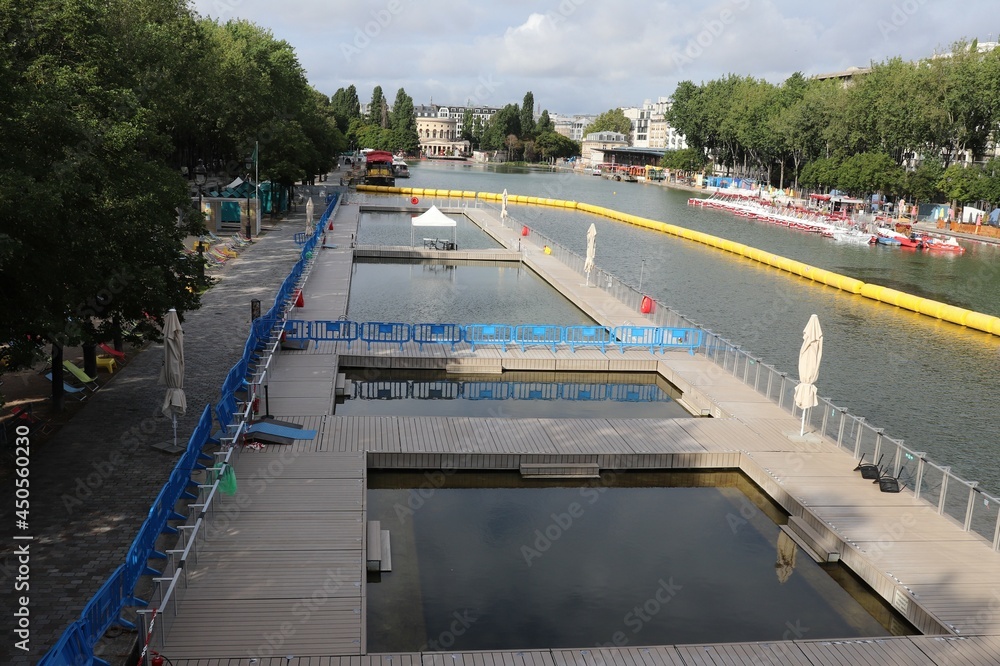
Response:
[[98, 343, 126, 362], [62, 361, 99, 389], [96, 356, 117, 373]]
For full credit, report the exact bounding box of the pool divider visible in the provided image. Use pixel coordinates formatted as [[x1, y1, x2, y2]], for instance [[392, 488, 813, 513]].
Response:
[[357, 185, 1000, 337]]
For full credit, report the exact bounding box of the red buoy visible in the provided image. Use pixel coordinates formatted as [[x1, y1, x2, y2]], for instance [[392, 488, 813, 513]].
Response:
[[521, 226, 529, 236], [411, 196, 419, 205], [640, 296, 653, 314]]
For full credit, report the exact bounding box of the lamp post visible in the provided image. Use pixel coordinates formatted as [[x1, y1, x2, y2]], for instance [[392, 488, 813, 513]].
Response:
[[194, 160, 207, 282], [244, 155, 253, 240]]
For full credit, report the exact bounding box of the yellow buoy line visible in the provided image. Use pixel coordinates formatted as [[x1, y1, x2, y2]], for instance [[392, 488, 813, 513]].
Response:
[[357, 185, 1000, 336]]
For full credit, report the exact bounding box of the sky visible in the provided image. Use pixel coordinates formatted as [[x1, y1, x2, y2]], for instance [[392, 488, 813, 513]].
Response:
[[189, 0, 999, 116]]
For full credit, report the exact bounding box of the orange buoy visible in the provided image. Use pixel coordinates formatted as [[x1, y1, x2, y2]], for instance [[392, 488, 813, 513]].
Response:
[[521, 226, 529, 236], [640, 296, 653, 314]]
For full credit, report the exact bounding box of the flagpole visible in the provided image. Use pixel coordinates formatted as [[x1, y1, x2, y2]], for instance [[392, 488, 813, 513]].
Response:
[[255, 140, 261, 235]]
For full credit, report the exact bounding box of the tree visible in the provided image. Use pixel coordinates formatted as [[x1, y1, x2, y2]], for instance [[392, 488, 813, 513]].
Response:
[[331, 85, 361, 134], [799, 157, 841, 191], [390, 87, 419, 154], [368, 85, 388, 127], [534, 132, 579, 161], [520, 91, 536, 138], [661, 148, 708, 172], [536, 109, 554, 135], [481, 104, 520, 150], [836, 152, 903, 197], [583, 108, 632, 140], [903, 159, 945, 203], [461, 108, 475, 144]]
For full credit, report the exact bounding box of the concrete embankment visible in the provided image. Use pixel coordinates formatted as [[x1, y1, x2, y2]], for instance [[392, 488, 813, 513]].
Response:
[[358, 185, 1000, 336]]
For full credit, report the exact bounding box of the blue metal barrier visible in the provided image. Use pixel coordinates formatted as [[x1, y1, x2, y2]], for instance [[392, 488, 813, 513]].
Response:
[[613, 326, 661, 353], [565, 325, 613, 352], [360, 322, 411, 350], [82, 566, 136, 650], [38, 620, 98, 666], [514, 324, 564, 352], [282, 319, 312, 340], [464, 324, 514, 352], [659, 327, 703, 355], [312, 320, 360, 347], [413, 323, 463, 350], [294, 231, 307, 245]]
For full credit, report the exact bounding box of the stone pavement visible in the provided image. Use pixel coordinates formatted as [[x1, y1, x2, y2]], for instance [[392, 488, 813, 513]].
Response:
[[0, 188, 341, 665]]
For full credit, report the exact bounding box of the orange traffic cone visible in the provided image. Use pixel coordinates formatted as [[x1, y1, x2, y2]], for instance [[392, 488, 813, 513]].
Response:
[[294, 289, 304, 307], [328, 220, 334, 230]]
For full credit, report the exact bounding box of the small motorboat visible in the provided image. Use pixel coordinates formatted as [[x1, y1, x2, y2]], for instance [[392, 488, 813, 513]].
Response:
[[876, 229, 920, 248]]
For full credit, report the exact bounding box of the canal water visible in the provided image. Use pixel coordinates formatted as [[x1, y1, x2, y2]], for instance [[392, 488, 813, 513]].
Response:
[[366, 471, 910, 652], [396, 161, 1000, 495]]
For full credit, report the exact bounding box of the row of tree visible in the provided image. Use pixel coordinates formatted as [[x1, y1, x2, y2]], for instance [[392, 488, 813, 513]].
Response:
[[332, 87, 579, 161], [665, 40, 1000, 206], [0, 0, 343, 408]]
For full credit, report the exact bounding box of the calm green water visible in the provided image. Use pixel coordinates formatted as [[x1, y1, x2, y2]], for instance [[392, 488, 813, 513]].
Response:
[[347, 260, 593, 325], [399, 161, 1000, 494], [367, 472, 907, 652]]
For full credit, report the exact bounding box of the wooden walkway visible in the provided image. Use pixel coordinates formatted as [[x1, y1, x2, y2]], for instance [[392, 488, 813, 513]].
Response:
[[164, 200, 1000, 664]]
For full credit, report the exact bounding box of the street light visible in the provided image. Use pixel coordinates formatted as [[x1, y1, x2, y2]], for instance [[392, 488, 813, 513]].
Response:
[[194, 160, 207, 282], [244, 155, 253, 240]]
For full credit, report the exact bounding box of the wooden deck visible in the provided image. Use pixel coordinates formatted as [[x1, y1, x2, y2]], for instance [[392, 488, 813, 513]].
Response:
[[164, 200, 1000, 664]]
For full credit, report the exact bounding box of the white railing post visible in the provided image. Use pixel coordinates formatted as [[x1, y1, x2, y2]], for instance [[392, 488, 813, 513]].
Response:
[[913, 454, 927, 500], [938, 468, 951, 515], [853, 417, 866, 459], [965, 483, 979, 531], [836, 407, 848, 448]]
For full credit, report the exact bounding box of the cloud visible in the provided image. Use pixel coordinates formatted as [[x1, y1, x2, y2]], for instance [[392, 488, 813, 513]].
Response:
[[189, 0, 1000, 113]]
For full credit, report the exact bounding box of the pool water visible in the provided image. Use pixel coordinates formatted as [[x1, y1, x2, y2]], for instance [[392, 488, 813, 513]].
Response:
[[358, 209, 503, 249], [347, 260, 595, 325], [366, 471, 913, 652], [336, 370, 691, 419]]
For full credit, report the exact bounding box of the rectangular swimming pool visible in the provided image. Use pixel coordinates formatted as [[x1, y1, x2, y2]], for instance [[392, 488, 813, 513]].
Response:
[[366, 471, 914, 652]]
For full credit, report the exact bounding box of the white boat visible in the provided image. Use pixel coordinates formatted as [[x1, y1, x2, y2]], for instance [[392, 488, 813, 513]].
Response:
[[827, 228, 875, 245], [392, 158, 410, 178]]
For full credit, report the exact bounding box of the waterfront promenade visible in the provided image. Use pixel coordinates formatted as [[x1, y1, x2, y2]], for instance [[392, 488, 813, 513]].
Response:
[[0, 199, 327, 665], [159, 197, 1000, 665]]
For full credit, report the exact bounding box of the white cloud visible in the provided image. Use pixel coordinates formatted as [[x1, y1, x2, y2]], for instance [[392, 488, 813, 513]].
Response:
[[189, 0, 1000, 113]]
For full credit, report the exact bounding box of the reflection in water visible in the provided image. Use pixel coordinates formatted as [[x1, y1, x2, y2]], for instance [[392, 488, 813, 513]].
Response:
[[366, 472, 912, 652], [338, 370, 691, 419]]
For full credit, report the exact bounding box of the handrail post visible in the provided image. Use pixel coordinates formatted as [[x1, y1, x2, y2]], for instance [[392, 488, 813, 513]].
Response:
[[836, 407, 848, 448], [820, 400, 830, 439], [993, 505, 1000, 551], [938, 468, 951, 515], [913, 453, 927, 499], [872, 428, 884, 464], [964, 483, 979, 531], [853, 417, 866, 459], [777, 372, 787, 409]]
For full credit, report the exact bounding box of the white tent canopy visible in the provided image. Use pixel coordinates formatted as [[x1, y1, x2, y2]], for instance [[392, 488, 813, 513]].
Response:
[[410, 205, 458, 248], [411, 205, 457, 227]]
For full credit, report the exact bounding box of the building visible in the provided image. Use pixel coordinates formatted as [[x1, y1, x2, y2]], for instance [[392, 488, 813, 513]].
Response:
[[621, 98, 687, 150], [581, 131, 628, 166], [551, 113, 596, 141]]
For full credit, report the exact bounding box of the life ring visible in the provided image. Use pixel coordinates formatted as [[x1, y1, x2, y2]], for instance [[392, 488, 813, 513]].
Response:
[[640, 296, 653, 314]]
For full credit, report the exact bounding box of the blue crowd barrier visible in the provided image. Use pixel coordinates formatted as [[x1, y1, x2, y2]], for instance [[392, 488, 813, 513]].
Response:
[[360, 321, 411, 350], [613, 325, 661, 353], [565, 325, 613, 352], [413, 323, 463, 350], [658, 327, 702, 354], [464, 324, 514, 352], [38, 620, 100, 666], [283, 319, 312, 341], [81, 566, 136, 648], [514, 324, 563, 352], [312, 319, 359, 347]]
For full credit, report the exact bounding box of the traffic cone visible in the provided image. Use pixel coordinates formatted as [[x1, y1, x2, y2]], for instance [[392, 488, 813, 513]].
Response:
[[294, 289, 304, 307], [328, 220, 334, 230]]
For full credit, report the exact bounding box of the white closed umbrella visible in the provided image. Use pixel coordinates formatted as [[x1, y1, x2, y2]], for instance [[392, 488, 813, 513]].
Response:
[[584, 223, 597, 286], [793, 314, 823, 436], [159, 308, 186, 450], [305, 196, 314, 234], [501, 188, 508, 224]]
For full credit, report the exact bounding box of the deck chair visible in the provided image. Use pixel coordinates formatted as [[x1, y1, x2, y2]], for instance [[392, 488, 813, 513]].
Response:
[[98, 343, 126, 362], [44, 374, 89, 400], [212, 395, 316, 444], [63, 361, 99, 389]]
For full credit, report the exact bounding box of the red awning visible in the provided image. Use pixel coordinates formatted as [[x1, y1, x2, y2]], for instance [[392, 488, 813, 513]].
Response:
[[809, 194, 831, 201]]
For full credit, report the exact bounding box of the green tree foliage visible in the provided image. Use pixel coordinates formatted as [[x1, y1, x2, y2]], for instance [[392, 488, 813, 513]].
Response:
[[520, 91, 536, 138], [660, 148, 709, 172], [481, 104, 521, 151], [368, 85, 388, 128], [461, 108, 475, 144], [667, 41, 1000, 200], [390, 88, 419, 155], [0, 0, 346, 404], [534, 132, 579, 160], [536, 110, 554, 135], [583, 108, 632, 140], [331, 85, 362, 134]]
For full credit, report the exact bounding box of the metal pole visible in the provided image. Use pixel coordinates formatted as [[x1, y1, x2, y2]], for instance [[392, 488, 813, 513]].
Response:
[[638, 259, 645, 291]]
